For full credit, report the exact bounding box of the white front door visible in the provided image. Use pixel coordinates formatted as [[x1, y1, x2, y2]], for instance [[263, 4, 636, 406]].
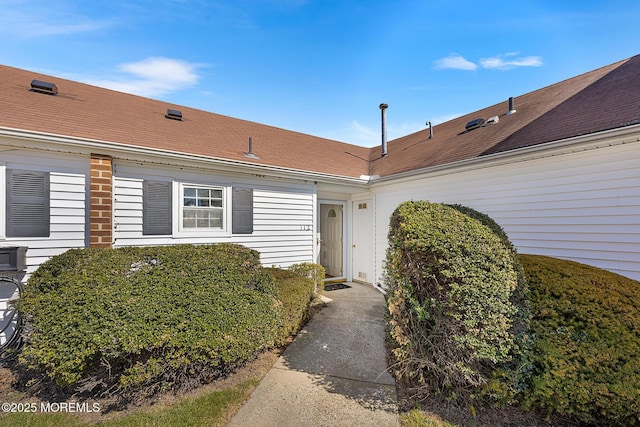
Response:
[[320, 204, 343, 277], [352, 200, 373, 284]]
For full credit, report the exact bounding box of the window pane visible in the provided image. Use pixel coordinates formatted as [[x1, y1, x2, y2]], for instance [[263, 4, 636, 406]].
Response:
[[210, 210, 223, 227], [182, 185, 224, 230]]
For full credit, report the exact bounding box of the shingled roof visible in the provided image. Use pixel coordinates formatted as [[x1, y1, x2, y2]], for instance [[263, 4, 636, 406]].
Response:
[[0, 65, 371, 179], [369, 55, 640, 177], [1, 55, 639, 180]]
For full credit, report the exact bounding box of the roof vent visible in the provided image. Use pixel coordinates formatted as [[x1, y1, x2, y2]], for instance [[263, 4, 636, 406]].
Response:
[[245, 137, 260, 160], [506, 96, 516, 115], [165, 108, 183, 121], [465, 117, 485, 132], [486, 115, 499, 125], [30, 79, 58, 95]]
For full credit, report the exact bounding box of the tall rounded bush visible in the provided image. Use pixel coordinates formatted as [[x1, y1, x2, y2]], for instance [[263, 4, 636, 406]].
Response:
[[385, 201, 528, 400]]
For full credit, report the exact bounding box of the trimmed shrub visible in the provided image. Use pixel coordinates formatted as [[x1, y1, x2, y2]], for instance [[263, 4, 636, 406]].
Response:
[[268, 266, 318, 338], [447, 204, 533, 400], [18, 244, 283, 401], [521, 254, 640, 425], [385, 201, 527, 400], [288, 262, 325, 295]]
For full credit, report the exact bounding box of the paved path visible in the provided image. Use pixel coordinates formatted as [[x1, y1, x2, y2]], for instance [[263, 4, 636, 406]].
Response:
[[228, 282, 399, 427]]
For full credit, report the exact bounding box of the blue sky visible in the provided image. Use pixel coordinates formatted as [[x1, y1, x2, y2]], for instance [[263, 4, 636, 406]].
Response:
[[2, 1, 639, 147]]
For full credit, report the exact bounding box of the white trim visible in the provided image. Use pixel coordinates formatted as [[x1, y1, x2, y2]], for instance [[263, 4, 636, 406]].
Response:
[[371, 124, 640, 186], [175, 182, 229, 237], [0, 127, 371, 186]]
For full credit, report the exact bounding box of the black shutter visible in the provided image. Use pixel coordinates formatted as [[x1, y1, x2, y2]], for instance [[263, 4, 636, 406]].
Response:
[[143, 181, 172, 235], [6, 169, 50, 237], [232, 187, 253, 234]]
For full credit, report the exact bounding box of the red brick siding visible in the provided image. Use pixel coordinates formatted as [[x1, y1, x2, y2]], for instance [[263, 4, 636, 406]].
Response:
[[89, 154, 113, 248]]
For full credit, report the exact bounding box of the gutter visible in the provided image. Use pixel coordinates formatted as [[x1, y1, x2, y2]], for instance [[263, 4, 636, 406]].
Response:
[[0, 127, 371, 187], [370, 124, 640, 186]]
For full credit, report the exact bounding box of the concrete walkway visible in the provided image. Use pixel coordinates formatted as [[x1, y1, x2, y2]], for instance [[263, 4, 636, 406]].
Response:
[[228, 282, 399, 427]]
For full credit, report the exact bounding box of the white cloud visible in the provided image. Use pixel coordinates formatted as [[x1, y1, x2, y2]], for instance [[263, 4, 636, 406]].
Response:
[[480, 54, 543, 70], [0, 1, 114, 37], [434, 52, 543, 72], [87, 57, 203, 98], [434, 55, 479, 71], [327, 120, 429, 147], [347, 120, 380, 146], [430, 113, 464, 125]]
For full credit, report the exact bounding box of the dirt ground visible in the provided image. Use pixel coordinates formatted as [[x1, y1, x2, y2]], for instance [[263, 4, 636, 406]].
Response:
[[0, 348, 280, 425]]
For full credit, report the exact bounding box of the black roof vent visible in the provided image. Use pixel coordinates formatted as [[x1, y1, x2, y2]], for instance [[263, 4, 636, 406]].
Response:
[[30, 79, 58, 95], [465, 117, 485, 132], [165, 109, 183, 121]]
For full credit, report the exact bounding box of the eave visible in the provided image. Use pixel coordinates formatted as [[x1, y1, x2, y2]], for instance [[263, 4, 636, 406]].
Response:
[[0, 127, 372, 189], [370, 124, 640, 188]]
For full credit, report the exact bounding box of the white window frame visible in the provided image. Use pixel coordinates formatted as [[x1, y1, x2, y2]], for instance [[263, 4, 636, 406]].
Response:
[[177, 182, 229, 236], [0, 162, 5, 239]]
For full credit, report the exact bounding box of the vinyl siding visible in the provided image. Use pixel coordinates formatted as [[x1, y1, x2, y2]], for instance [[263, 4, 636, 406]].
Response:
[[0, 148, 87, 274], [113, 163, 315, 268], [372, 140, 640, 285]]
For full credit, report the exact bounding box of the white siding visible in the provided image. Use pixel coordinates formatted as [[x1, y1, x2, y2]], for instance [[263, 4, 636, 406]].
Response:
[[372, 141, 640, 284], [0, 148, 88, 274], [113, 163, 315, 268]]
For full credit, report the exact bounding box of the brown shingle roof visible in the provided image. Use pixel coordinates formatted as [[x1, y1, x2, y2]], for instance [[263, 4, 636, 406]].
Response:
[[1, 55, 639, 180], [0, 65, 371, 179], [369, 55, 640, 177]]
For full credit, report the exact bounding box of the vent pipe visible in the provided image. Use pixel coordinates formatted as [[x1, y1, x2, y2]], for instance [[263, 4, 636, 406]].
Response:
[[427, 121, 433, 139], [245, 137, 259, 159], [379, 103, 388, 157], [507, 97, 516, 115]]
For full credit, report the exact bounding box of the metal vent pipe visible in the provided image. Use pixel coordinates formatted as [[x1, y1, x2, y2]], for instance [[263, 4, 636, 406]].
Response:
[[379, 103, 388, 157], [507, 97, 516, 115]]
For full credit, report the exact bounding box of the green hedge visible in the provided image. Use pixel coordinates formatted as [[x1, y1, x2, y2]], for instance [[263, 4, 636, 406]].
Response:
[[385, 201, 528, 400], [18, 244, 284, 400], [447, 204, 532, 400], [521, 254, 640, 424], [268, 263, 321, 338]]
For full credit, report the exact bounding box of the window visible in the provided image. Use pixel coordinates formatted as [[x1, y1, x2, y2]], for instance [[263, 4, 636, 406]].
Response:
[[6, 169, 50, 237], [139, 182, 253, 236], [181, 185, 224, 230]]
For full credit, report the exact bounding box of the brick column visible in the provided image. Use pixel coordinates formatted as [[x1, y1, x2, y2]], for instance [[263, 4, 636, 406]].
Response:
[[89, 154, 113, 248]]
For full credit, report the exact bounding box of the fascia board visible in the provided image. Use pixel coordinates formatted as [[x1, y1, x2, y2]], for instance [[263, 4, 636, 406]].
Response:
[[371, 124, 640, 187], [0, 127, 371, 187]]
